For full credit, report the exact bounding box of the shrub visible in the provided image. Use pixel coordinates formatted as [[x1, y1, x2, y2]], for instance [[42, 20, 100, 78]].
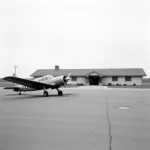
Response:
[[108, 83, 112, 86], [133, 83, 136, 86], [77, 83, 84, 86]]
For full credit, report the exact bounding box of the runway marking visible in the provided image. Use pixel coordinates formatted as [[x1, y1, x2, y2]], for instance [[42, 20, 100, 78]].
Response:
[[117, 106, 130, 110]]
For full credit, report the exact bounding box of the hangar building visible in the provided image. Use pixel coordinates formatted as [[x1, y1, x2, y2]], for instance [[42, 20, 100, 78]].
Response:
[[31, 66, 146, 86]]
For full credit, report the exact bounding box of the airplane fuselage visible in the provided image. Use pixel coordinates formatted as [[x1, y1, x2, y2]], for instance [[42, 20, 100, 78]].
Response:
[[13, 75, 66, 92]]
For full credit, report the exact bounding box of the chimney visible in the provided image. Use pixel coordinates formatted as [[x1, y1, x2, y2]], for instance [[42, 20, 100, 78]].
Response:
[[55, 65, 59, 70]]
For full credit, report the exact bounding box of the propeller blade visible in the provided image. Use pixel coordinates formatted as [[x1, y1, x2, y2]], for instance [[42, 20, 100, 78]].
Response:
[[63, 73, 71, 86], [65, 73, 71, 81]]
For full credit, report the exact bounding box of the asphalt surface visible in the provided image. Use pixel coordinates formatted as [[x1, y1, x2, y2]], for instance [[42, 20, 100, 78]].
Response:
[[0, 86, 150, 150]]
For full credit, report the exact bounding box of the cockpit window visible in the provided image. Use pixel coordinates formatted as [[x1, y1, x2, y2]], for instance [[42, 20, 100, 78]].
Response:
[[41, 78, 44, 81]]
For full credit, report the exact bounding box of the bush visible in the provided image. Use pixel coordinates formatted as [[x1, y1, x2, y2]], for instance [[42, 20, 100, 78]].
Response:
[[77, 83, 84, 86], [124, 84, 126, 86], [133, 83, 136, 86]]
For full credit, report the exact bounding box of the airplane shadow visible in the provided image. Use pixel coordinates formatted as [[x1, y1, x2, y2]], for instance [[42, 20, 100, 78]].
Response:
[[4, 93, 77, 101]]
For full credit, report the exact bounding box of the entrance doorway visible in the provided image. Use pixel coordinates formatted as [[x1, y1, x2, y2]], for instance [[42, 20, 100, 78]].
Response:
[[89, 76, 101, 85]]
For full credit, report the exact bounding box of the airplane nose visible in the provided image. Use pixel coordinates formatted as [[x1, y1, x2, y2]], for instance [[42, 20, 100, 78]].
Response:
[[63, 75, 70, 85], [63, 76, 67, 83]]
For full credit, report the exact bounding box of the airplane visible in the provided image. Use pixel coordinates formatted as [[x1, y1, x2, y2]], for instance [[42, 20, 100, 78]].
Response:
[[3, 74, 71, 97]]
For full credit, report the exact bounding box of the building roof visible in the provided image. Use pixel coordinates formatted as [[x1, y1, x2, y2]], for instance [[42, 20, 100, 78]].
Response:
[[31, 68, 146, 77]]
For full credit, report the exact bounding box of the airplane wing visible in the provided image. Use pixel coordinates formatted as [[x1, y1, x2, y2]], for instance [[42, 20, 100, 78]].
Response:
[[3, 76, 53, 90]]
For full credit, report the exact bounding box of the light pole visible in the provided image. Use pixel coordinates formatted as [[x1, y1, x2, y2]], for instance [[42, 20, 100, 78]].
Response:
[[14, 66, 18, 77]]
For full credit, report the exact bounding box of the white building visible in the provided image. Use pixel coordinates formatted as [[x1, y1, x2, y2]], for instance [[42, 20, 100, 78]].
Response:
[[31, 66, 146, 86]]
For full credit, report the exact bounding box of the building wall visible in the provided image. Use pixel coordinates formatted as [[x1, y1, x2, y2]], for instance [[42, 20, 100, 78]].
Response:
[[34, 75, 143, 86], [103, 76, 142, 85], [74, 76, 142, 86], [77, 77, 87, 84], [127, 77, 142, 85], [70, 76, 88, 85]]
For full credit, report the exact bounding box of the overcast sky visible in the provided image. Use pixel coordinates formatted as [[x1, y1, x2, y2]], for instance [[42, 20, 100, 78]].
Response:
[[0, 0, 150, 77]]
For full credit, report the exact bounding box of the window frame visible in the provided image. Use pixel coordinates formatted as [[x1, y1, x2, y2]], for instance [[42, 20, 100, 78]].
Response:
[[125, 76, 132, 81], [112, 76, 118, 81], [72, 76, 77, 81]]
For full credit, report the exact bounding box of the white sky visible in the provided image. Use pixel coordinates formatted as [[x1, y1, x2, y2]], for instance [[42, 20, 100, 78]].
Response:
[[0, 0, 150, 78]]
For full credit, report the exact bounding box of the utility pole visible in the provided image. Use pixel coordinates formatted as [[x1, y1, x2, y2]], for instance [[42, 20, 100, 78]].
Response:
[[13, 66, 18, 77]]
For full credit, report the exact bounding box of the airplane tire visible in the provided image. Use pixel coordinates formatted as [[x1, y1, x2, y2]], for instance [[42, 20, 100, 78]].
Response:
[[58, 90, 63, 96], [43, 91, 48, 97]]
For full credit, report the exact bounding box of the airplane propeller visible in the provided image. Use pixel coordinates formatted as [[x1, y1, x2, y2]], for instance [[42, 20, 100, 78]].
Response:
[[63, 73, 71, 86]]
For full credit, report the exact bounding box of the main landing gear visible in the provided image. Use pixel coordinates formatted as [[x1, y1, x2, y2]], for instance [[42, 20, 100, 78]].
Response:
[[57, 89, 63, 96], [43, 89, 63, 97], [19, 91, 21, 95], [43, 91, 49, 97]]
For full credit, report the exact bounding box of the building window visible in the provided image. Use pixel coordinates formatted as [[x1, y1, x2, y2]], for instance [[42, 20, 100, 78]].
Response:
[[112, 76, 118, 81], [125, 76, 131, 81], [72, 76, 77, 81]]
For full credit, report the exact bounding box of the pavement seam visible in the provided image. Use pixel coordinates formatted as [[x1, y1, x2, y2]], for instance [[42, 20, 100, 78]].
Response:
[[105, 96, 112, 150]]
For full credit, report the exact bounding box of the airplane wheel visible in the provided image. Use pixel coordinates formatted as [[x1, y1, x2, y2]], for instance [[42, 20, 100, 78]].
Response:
[[58, 90, 63, 96], [43, 91, 48, 97], [19, 92, 21, 95]]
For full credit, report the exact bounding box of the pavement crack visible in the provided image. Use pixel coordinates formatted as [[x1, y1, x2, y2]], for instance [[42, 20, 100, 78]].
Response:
[[105, 96, 112, 150]]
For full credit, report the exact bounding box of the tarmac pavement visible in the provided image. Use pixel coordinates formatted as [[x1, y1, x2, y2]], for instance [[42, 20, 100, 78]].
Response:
[[0, 87, 150, 150]]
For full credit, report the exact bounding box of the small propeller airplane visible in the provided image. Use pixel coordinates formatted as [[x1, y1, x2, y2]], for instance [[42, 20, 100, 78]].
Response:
[[3, 73, 71, 97]]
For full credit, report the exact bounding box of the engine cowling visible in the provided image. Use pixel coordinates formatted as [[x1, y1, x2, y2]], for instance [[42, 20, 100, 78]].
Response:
[[51, 76, 66, 88]]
